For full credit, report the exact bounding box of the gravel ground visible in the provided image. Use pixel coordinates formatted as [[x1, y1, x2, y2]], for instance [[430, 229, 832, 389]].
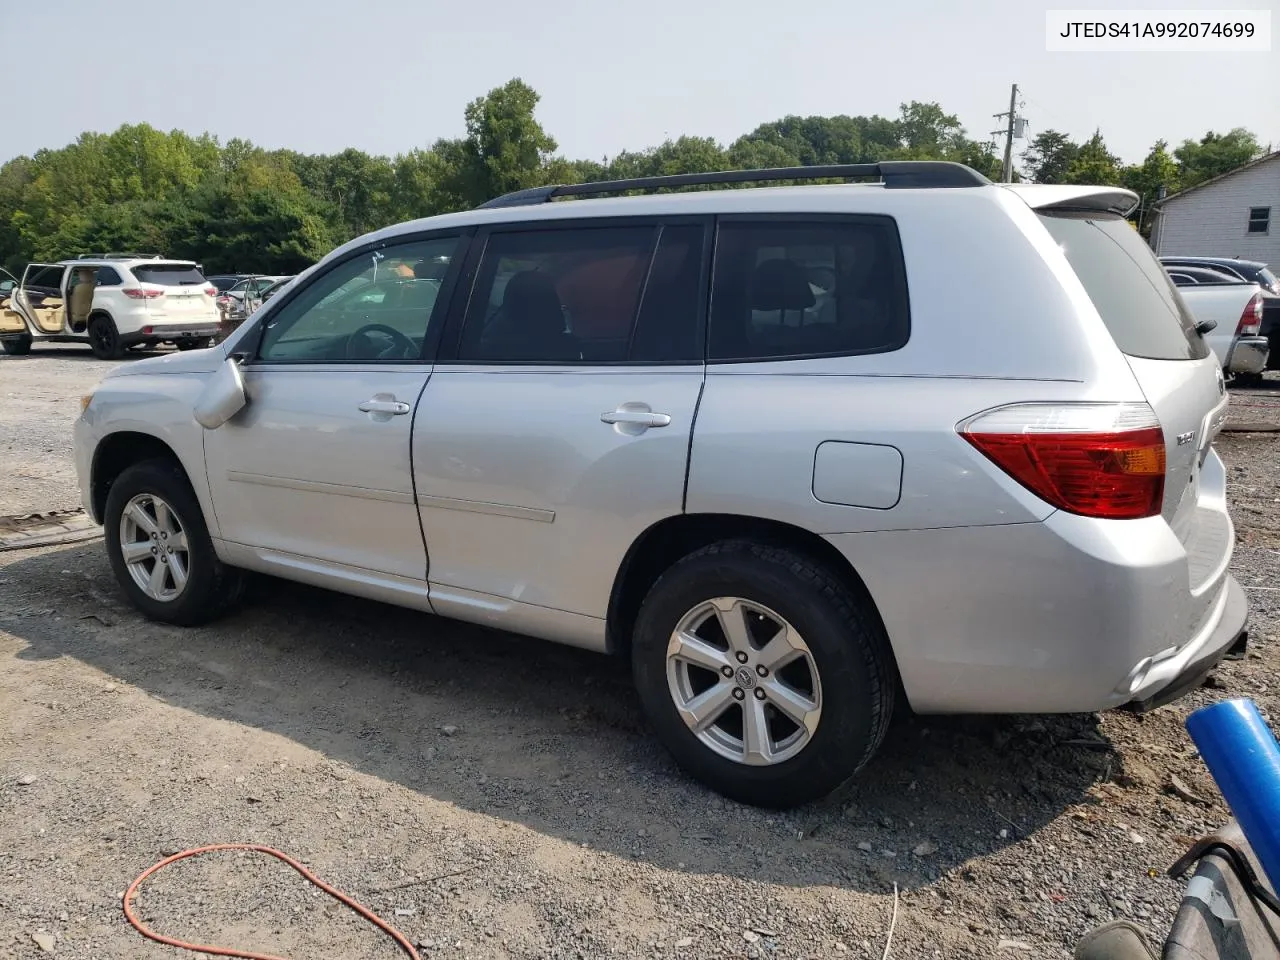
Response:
[[0, 354, 1278, 960], [0, 345, 165, 517]]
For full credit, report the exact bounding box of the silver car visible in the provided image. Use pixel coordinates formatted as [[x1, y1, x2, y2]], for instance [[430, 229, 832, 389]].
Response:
[[73, 162, 1247, 808]]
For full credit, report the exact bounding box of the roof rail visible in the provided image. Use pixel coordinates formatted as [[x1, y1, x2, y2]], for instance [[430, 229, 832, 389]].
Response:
[[477, 161, 990, 210], [74, 252, 165, 261]]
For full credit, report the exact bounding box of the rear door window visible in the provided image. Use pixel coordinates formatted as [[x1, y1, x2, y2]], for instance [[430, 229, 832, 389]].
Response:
[[708, 217, 910, 362], [1039, 212, 1209, 361], [133, 264, 207, 286]]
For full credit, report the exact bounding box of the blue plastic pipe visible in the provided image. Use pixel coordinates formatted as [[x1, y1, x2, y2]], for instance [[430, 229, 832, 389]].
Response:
[[1186, 698, 1280, 890]]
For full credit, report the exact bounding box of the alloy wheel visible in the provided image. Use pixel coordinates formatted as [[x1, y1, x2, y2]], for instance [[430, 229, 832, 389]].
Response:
[[665, 596, 822, 766], [118, 493, 190, 602]]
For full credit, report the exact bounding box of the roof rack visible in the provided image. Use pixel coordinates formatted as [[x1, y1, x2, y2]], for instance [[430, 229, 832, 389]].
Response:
[[74, 252, 165, 261], [477, 161, 990, 210]]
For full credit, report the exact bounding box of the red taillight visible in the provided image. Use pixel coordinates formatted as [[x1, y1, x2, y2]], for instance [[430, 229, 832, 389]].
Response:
[[961, 403, 1166, 520], [204, 285, 217, 297], [141, 326, 154, 335], [122, 287, 165, 300], [1236, 293, 1263, 337]]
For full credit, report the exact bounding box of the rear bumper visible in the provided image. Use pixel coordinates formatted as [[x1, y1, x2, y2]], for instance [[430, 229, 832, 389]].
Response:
[[824, 452, 1243, 715], [1228, 336, 1269, 376], [122, 322, 219, 344], [1122, 575, 1247, 711]]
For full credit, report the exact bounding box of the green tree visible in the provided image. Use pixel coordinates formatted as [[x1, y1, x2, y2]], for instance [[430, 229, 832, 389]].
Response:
[[1022, 130, 1079, 184], [1121, 140, 1179, 235], [1063, 130, 1121, 185], [1174, 128, 1263, 187]]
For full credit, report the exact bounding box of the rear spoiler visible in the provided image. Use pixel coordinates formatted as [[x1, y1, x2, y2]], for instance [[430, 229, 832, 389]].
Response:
[[1003, 184, 1140, 217]]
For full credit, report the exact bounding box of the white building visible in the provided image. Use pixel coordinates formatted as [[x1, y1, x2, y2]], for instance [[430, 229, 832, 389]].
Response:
[[1150, 150, 1279, 266]]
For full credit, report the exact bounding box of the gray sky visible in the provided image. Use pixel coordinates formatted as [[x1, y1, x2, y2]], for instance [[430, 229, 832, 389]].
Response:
[[0, 0, 1276, 168]]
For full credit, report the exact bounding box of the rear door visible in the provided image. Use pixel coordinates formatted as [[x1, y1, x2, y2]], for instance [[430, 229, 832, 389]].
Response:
[[1038, 210, 1227, 595], [15, 264, 67, 333], [412, 218, 709, 624], [0, 267, 24, 335]]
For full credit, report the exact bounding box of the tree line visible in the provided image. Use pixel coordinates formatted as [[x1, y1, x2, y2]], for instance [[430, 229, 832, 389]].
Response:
[[0, 78, 1268, 276]]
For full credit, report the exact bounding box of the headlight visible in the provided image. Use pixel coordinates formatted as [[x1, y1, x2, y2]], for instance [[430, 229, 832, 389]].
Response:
[[80, 393, 94, 413]]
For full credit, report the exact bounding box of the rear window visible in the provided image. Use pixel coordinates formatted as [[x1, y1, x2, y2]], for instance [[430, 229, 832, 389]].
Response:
[[1039, 212, 1209, 361], [132, 264, 207, 286], [1258, 267, 1279, 292]]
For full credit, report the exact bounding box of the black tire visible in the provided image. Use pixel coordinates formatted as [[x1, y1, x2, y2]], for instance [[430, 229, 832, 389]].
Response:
[[631, 541, 896, 809], [88, 314, 124, 360], [104, 458, 246, 626], [176, 338, 211, 351], [1, 335, 32, 356], [1233, 372, 1264, 389]]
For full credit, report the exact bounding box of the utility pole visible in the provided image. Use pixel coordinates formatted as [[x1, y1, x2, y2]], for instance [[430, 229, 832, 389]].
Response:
[[990, 83, 1023, 183]]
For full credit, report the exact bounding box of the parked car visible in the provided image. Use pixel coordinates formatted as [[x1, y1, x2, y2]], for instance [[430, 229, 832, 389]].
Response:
[[1, 255, 220, 358], [1172, 282, 1268, 380], [1165, 262, 1279, 383], [215, 275, 290, 333], [1160, 256, 1279, 296], [74, 162, 1247, 808], [206, 275, 251, 294]]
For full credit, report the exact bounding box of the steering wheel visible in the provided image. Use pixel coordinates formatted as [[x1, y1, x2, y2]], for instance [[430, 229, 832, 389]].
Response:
[[345, 323, 417, 360]]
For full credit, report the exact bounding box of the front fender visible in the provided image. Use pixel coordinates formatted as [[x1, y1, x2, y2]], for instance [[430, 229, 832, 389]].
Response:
[[78, 372, 218, 535]]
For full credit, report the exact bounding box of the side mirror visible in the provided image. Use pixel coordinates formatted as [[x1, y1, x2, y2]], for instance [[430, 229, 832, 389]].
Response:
[[193, 356, 247, 429]]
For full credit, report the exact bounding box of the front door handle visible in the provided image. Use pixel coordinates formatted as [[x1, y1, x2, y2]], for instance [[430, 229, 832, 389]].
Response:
[[601, 403, 671, 435], [358, 394, 411, 421]]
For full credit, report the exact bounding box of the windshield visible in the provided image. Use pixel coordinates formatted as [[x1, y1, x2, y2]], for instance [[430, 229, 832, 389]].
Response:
[[1258, 267, 1279, 293]]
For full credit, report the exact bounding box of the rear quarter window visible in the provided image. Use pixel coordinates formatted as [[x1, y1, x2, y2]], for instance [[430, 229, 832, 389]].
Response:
[[708, 217, 910, 362], [1039, 212, 1209, 361]]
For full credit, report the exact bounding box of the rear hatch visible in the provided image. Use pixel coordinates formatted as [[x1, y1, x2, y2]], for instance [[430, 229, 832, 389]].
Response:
[[132, 263, 215, 319], [1036, 206, 1228, 595]]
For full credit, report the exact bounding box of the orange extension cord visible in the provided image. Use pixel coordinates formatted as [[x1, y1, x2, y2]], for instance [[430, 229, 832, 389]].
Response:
[[123, 844, 421, 960]]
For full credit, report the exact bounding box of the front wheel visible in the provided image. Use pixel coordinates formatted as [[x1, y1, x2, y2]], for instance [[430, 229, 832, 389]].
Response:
[[1, 335, 32, 356], [88, 315, 124, 360], [631, 541, 896, 809], [104, 459, 246, 625]]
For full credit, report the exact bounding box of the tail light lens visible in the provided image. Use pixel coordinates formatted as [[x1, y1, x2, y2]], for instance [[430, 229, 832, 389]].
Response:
[[122, 287, 165, 300], [204, 285, 217, 297], [1236, 293, 1263, 337], [961, 403, 1166, 520]]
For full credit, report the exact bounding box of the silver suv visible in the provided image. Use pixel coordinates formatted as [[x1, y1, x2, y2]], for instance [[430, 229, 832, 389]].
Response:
[[72, 163, 1247, 808]]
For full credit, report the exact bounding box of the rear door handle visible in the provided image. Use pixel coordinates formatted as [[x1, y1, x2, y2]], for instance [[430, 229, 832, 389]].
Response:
[[601, 410, 671, 428], [358, 394, 411, 420]]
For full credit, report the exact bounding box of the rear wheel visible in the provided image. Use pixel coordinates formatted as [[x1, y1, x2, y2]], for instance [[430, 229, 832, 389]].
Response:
[[104, 459, 246, 625], [1, 335, 32, 356], [88, 315, 123, 360], [176, 338, 211, 351], [631, 541, 896, 809], [1233, 372, 1264, 389]]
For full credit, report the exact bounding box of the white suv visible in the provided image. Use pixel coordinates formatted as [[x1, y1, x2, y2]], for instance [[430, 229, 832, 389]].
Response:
[[0, 255, 220, 358], [73, 163, 1247, 808]]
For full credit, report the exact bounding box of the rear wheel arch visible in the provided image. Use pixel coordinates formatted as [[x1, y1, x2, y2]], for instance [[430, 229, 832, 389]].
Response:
[[91, 432, 188, 521], [607, 513, 893, 655]]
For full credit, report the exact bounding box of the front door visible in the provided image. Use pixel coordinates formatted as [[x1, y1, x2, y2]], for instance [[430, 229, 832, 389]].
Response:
[[16, 263, 67, 334], [203, 233, 465, 584], [413, 219, 709, 626]]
